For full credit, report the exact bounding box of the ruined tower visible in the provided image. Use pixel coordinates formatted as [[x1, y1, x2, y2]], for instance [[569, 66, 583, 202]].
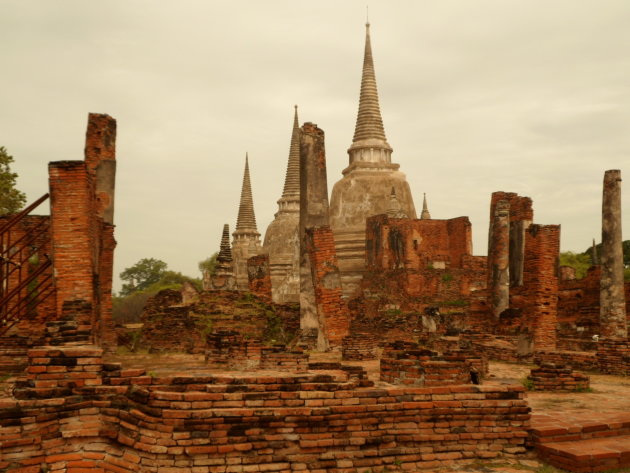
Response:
[[232, 154, 261, 290], [329, 22, 416, 297], [262, 106, 300, 303]]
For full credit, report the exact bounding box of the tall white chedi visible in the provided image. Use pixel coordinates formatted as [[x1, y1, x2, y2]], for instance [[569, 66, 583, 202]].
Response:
[[329, 22, 417, 297]]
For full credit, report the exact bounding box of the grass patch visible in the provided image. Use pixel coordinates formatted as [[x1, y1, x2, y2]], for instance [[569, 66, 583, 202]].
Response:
[[521, 376, 535, 391]]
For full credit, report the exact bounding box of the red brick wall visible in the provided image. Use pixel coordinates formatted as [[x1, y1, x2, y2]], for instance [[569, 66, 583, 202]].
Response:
[[366, 215, 473, 271], [359, 215, 485, 334], [305, 226, 349, 347]]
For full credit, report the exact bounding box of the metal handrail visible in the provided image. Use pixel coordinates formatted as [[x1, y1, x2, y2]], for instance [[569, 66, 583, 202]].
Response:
[[0, 193, 50, 235]]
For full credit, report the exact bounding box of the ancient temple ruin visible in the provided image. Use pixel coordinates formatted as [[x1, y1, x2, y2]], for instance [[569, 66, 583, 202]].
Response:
[[2, 19, 629, 473]]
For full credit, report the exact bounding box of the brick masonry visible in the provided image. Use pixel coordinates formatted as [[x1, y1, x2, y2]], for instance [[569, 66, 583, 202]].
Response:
[[528, 364, 590, 392], [1, 344, 531, 473]]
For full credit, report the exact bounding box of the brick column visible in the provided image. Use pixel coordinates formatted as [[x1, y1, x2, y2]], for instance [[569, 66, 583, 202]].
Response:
[[488, 200, 510, 319], [85, 113, 117, 351], [523, 224, 560, 351], [49, 161, 95, 321], [600, 169, 627, 339], [299, 122, 331, 350]]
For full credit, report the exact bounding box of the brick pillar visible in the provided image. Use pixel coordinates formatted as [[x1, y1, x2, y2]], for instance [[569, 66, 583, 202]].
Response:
[[85, 113, 117, 351], [523, 224, 560, 351], [299, 122, 331, 350], [600, 169, 627, 339], [306, 226, 349, 349], [488, 200, 510, 319], [49, 161, 95, 322]]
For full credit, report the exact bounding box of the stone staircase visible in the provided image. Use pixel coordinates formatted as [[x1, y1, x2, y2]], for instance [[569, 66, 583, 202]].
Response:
[[531, 412, 630, 472]]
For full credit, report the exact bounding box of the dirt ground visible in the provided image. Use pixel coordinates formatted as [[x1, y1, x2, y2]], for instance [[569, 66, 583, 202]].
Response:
[[2, 353, 630, 473]]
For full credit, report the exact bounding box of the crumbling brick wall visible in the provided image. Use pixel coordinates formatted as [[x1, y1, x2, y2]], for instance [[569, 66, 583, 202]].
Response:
[[247, 254, 272, 302], [140, 290, 300, 353], [356, 214, 487, 342], [528, 364, 590, 392]]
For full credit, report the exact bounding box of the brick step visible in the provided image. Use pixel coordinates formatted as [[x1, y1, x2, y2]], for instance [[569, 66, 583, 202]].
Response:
[[530, 412, 630, 444], [537, 434, 630, 473]]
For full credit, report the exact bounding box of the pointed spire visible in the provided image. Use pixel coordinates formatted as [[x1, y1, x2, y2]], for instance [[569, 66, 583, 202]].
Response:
[[235, 153, 258, 231], [217, 224, 233, 263], [386, 187, 408, 218], [421, 193, 431, 220], [352, 22, 387, 144], [282, 105, 300, 198]]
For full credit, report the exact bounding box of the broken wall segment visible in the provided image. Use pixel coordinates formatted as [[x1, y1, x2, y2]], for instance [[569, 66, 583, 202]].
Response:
[[517, 224, 560, 352], [247, 253, 272, 302], [305, 226, 349, 349], [489, 192, 533, 287]]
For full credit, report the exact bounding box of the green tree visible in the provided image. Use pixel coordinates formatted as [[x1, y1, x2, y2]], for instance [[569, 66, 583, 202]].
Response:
[[0, 146, 27, 215], [114, 265, 201, 323], [198, 253, 218, 277], [119, 258, 168, 296], [559, 251, 592, 279]]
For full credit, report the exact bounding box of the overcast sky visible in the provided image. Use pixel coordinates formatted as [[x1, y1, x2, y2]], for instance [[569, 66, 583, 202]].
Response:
[[2, 1, 629, 292]]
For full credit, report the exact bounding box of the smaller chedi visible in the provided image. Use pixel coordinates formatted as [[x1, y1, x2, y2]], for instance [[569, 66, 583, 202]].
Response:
[[262, 106, 301, 303], [231, 154, 262, 290], [203, 224, 236, 291]]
